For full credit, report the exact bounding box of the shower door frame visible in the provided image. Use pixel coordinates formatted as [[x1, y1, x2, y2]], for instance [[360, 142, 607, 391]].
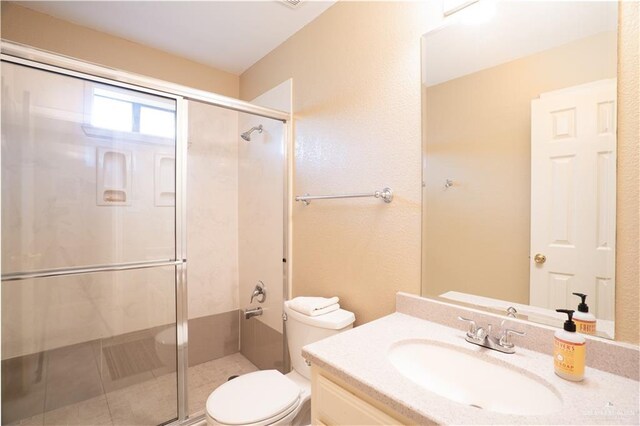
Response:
[[1, 41, 292, 426]]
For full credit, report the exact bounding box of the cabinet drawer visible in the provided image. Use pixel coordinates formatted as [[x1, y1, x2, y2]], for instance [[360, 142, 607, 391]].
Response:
[[314, 374, 403, 425]]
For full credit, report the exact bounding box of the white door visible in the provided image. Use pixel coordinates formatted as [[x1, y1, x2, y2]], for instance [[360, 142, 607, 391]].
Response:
[[530, 79, 616, 320]]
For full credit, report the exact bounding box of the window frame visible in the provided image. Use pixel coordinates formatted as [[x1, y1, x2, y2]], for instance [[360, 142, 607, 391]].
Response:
[[82, 82, 177, 145]]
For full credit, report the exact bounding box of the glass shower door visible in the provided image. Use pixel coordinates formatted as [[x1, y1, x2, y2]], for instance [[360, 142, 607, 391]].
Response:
[[1, 61, 181, 425]]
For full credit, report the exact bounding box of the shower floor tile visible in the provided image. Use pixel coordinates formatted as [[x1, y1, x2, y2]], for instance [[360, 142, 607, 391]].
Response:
[[43, 395, 112, 426], [6, 414, 44, 426], [5, 352, 258, 426]]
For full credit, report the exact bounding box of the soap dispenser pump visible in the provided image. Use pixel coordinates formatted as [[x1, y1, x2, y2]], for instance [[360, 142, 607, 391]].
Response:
[[572, 293, 596, 335], [554, 309, 585, 381]]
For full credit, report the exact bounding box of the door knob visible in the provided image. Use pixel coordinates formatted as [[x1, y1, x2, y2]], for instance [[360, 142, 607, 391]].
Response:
[[534, 253, 547, 264]]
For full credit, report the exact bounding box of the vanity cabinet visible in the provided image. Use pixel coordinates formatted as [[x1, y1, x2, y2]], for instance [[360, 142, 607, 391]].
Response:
[[311, 367, 411, 426]]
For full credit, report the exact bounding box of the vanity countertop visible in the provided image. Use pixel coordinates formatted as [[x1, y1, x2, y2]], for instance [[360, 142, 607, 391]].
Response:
[[302, 312, 640, 425]]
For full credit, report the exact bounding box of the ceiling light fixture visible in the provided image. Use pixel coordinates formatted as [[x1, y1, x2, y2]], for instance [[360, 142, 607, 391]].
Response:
[[280, 0, 303, 9]]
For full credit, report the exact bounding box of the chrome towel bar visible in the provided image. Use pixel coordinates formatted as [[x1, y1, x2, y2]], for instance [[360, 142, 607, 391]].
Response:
[[295, 187, 393, 206]]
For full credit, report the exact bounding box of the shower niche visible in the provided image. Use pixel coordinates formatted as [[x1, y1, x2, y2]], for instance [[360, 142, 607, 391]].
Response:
[[155, 153, 176, 206], [97, 147, 132, 205]]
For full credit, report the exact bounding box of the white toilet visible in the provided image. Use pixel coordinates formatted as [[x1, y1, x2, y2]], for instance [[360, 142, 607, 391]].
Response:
[[154, 326, 177, 368], [205, 300, 355, 426]]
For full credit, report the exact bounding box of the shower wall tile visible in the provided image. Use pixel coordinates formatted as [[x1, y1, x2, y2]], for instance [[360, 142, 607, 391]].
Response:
[[237, 81, 290, 336], [44, 342, 103, 411], [188, 310, 239, 367], [240, 317, 284, 373], [187, 101, 240, 320], [2, 268, 176, 360], [1, 63, 175, 274], [1, 352, 47, 424]]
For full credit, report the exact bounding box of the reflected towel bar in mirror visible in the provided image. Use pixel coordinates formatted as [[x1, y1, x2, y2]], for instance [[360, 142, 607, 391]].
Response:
[[295, 187, 393, 206]]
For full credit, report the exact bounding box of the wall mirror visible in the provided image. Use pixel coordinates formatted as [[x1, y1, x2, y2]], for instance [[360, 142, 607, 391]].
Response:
[[421, 0, 618, 339]]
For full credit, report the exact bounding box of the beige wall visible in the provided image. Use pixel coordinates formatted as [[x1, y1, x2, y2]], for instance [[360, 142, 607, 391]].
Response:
[[187, 101, 240, 320], [240, 1, 439, 325], [422, 32, 617, 305], [0, 2, 239, 97], [240, 1, 639, 342], [616, 2, 640, 344]]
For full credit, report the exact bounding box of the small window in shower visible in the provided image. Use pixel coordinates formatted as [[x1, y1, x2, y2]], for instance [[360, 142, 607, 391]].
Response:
[[83, 84, 176, 143], [91, 92, 133, 131]]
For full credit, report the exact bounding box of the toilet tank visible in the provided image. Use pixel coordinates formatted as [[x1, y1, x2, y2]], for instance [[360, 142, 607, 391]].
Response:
[[284, 301, 355, 380]]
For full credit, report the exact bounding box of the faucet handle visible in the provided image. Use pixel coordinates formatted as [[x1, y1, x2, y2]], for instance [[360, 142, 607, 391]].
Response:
[[250, 281, 266, 304], [458, 316, 477, 338], [499, 328, 526, 349]]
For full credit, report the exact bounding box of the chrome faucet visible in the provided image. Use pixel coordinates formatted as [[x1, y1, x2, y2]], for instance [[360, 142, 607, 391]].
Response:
[[458, 316, 525, 354], [244, 307, 263, 319]]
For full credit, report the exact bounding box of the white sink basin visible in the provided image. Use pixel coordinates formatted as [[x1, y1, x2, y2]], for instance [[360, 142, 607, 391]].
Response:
[[387, 339, 563, 415]]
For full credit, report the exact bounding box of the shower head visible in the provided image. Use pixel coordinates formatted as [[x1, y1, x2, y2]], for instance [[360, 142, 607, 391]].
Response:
[[241, 124, 263, 141]]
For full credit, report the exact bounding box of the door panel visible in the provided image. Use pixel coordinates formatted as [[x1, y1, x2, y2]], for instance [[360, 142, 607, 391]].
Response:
[[530, 79, 616, 319], [1, 267, 178, 425], [1, 62, 177, 274], [1, 61, 180, 425]]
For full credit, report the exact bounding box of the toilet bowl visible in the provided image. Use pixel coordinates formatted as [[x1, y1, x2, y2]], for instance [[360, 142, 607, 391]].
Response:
[[155, 326, 177, 369], [205, 300, 355, 426], [205, 370, 310, 426]]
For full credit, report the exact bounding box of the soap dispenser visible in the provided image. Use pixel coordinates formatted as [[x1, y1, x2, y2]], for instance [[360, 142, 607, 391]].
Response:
[[554, 309, 585, 381], [572, 293, 596, 335]]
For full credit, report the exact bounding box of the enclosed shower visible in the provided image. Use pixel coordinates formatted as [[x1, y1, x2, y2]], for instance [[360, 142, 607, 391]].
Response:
[[1, 44, 289, 425]]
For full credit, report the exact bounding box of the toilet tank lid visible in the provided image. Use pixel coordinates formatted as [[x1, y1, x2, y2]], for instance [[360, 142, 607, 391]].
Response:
[[284, 301, 355, 329]]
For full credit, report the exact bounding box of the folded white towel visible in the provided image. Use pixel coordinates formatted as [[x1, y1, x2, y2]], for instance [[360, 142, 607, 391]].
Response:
[[305, 303, 340, 316], [289, 296, 340, 316]]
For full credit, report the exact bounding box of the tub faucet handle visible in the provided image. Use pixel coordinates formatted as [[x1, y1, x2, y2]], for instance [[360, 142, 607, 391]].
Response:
[[250, 281, 266, 304]]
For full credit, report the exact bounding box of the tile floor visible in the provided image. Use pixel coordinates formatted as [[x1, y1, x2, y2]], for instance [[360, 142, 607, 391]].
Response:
[[187, 353, 259, 416], [6, 353, 258, 426]]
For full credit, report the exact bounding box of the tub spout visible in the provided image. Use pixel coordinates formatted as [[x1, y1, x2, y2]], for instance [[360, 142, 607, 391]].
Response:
[[244, 307, 263, 319]]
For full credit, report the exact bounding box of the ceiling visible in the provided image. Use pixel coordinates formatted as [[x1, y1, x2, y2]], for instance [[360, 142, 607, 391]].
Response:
[[422, 1, 618, 86], [15, 0, 336, 75]]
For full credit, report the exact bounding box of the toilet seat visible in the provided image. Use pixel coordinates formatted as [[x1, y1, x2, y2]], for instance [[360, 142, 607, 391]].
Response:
[[206, 370, 301, 426]]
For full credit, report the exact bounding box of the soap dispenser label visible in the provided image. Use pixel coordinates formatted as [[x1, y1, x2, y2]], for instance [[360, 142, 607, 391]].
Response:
[[575, 319, 596, 335], [553, 338, 585, 377]]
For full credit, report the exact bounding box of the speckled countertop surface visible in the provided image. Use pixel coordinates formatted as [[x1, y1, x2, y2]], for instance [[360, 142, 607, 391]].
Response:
[[302, 313, 640, 425]]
